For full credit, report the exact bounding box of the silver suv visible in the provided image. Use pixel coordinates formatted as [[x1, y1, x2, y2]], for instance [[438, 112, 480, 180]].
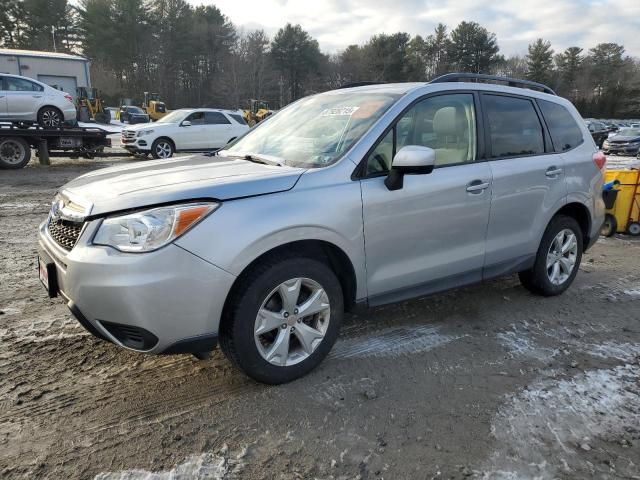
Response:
[[38, 74, 605, 384]]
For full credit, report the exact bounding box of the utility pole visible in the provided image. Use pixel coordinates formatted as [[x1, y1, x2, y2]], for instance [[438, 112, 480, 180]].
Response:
[[51, 26, 57, 52], [278, 75, 284, 109]]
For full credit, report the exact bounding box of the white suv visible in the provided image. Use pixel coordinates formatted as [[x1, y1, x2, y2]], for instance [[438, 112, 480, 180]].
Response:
[[121, 108, 250, 158], [0, 73, 77, 127]]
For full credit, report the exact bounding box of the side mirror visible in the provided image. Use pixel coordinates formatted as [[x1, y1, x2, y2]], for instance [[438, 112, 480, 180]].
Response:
[[384, 145, 435, 191], [181, 120, 192, 127]]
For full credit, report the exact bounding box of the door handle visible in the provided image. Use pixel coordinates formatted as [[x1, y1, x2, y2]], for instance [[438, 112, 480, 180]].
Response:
[[32, 95, 43, 98], [545, 166, 563, 177], [466, 180, 490, 193]]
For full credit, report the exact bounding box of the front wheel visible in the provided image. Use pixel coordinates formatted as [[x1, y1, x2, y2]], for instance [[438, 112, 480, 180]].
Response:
[[220, 256, 343, 384], [151, 138, 174, 159], [519, 215, 583, 296]]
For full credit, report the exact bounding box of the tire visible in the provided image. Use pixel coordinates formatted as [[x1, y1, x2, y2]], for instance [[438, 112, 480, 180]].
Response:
[[519, 215, 583, 297], [220, 255, 344, 384], [151, 138, 174, 159], [37, 106, 63, 128], [0, 137, 31, 169], [627, 222, 640, 236], [600, 213, 618, 237]]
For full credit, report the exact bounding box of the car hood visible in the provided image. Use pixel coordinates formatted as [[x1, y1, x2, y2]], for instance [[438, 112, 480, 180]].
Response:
[[61, 155, 306, 216], [609, 135, 640, 142]]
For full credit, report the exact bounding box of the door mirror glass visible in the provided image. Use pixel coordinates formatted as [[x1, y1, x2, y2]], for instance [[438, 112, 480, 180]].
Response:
[[181, 120, 191, 127], [385, 146, 435, 191]]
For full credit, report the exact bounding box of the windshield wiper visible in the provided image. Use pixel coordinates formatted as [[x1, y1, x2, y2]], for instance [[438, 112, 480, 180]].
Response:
[[219, 151, 284, 166]]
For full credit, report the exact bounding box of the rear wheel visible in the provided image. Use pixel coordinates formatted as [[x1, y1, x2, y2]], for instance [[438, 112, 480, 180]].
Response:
[[37, 107, 63, 128], [220, 255, 343, 384], [151, 138, 174, 159], [0, 137, 31, 169], [519, 215, 583, 296], [600, 213, 618, 237]]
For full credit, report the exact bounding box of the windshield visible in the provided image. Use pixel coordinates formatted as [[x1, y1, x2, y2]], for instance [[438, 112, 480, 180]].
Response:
[[618, 128, 640, 137], [222, 91, 400, 168], [156, 110, 190, 124]]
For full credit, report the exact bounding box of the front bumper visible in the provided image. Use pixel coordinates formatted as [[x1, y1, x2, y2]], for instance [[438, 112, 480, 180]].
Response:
[[38, 219, 236, 354], [604, 144, 640, 155], [122, 137, 151, 153]]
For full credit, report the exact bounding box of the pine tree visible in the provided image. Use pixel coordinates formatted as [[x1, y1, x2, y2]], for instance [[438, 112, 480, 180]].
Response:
[[526, 38, 554, 84]]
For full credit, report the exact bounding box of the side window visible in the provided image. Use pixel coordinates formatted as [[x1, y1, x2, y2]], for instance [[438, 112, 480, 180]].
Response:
[[366, 93, 477, 174], [5, 77, 43, 92], [484, 95, 544, 158], [538, 100, 584, 152], [186, 112, 205, 125], [205, 112, 231, 125], [228, 113, 247, 125]]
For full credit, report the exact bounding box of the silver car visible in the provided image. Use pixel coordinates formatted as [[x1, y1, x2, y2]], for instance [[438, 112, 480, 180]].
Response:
[[0, 73, 77, 127], [38, 75, 605, 383]]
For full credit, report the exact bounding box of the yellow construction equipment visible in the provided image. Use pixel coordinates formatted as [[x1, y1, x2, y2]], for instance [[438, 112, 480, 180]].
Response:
[[142, 92, 168, 121], [76, 87, 110, 124], [601, 169, 640, 236], [243, 99, 273, 126]]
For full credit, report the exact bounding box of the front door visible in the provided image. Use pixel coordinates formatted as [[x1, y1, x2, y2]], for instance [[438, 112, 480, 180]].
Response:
[[0, 77, 7, 117], [178, 111, 207, 149], [4, 76, 44, 120], [360, 93, 492, 304]]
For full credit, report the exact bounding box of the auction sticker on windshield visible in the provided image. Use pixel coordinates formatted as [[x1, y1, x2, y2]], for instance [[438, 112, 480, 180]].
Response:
[[321, 106, 360, 116]]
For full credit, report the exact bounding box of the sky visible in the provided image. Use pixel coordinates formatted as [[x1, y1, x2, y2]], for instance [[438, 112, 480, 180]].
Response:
[[197, 0, 640, 57]]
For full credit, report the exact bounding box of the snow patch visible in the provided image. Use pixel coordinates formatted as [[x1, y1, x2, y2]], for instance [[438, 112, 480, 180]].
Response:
[[330, 324, 464, 359], [480, 363, 640, 479], [94, 445, 246, 480], [497, 330, 558, 361]]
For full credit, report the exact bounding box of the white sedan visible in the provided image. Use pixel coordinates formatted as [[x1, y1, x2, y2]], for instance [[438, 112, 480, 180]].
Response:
[[121, 108, 250, 159]]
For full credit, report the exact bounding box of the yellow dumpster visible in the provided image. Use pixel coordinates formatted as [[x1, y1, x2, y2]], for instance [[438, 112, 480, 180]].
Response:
[[602, 169, 640, 236]]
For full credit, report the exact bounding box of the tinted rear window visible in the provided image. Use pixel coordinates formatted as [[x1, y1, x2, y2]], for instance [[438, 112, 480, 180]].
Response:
[[484, 95, 544, 158], [538, 100, 584, 152]]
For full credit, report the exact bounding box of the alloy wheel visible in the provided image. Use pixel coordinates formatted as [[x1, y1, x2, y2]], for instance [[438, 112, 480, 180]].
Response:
[[41, 110, 61, 127], [155, 141, 172, 158], [546, 229, 578, 285], [254, 277, 331, 366]]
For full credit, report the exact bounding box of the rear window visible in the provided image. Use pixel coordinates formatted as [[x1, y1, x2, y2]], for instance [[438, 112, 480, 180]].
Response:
[[484, 94, 544, 158], [205, 112, 231, 125], [538, 100, 584, 152], [228, 113, 247, 125]]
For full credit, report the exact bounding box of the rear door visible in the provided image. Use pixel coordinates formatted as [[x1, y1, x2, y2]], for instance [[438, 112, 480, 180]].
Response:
[[482, 93, 567, 276], [5, 76, 45, 120], [203, 112, 233, 149], [0, 77, 7, 116]]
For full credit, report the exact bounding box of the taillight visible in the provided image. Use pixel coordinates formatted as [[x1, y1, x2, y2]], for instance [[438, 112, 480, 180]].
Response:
[[64, 94, 73, 103], [593, 151, 606, 171]]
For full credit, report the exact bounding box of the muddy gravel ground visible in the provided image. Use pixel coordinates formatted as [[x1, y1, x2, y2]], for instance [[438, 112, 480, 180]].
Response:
[[1, 156, 640, 480]]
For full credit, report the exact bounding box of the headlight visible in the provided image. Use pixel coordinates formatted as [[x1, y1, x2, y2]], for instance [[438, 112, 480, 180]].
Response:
[[137, 129, 155, 137], [93, 202, 218, 252]]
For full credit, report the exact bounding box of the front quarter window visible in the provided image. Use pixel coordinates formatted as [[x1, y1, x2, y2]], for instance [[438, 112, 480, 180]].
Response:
[[223, 91, 400, 168]]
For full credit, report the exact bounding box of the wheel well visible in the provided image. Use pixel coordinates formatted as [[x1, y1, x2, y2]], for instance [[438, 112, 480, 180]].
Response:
[[38, 105, 63, 119], [154, 137, 175, 149], [555, 202, 591, 247], [223, 240, 358, 319]]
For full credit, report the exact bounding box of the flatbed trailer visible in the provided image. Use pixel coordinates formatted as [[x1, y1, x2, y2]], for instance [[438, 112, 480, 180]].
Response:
[[0, 124, 120, 169]]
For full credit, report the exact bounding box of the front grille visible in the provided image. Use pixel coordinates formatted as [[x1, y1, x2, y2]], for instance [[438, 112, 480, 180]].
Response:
[[47, 218, 83, 251], [122, 130, 136, 141]]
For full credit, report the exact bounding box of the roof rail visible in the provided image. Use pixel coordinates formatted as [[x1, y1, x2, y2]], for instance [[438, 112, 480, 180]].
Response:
[[429, 73, 556, 95], [337, 81, 384, 89]]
